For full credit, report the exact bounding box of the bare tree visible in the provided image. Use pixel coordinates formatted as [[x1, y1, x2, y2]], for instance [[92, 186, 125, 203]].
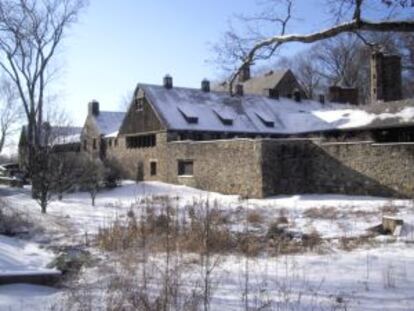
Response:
[[213, 0, 414, 93], [0, 79, 21, 153], [79, 156, 105, 206], [0, 0, 87, 173]]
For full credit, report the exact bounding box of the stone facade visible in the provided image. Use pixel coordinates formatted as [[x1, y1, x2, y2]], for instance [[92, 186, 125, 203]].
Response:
[[104, 132, 414, 199]]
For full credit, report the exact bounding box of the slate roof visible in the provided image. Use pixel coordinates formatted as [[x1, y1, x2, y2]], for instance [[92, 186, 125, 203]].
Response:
[[93, 111, 125, 136], [139, 83, 414, 135]]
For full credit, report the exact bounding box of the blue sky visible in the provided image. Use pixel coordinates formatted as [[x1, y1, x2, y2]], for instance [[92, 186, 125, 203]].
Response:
[[57, 0, 334, 125]]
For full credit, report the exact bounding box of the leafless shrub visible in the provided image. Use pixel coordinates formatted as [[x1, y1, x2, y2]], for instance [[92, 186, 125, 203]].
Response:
[[381, 204, 400, 215], [246, 211, 264, 225], [338, 235, 376, 251], [0, 199, 32, 236], [304, 207, 339, 220]]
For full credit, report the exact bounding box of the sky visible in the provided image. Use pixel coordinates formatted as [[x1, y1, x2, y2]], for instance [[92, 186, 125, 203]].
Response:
[[57, 0, 332, 126]]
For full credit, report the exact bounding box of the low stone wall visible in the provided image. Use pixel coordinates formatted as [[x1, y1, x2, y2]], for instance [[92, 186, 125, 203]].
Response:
[[262, 139, 414, 198]]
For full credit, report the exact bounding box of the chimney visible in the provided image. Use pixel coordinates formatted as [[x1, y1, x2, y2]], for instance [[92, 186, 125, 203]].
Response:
[[163, 74, 173, 89], [328, 86, 359, 105], [319, 94, 325, 105], [371, 51, 402, 102], [235, 84, 244, 96], [201, 79, 210, 92], [293, 89, 301, 102], [88, 100, 100, 116], [238, 64, 251, 82]]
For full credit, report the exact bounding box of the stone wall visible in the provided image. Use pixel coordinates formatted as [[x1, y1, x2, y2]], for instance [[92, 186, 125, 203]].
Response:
[[165, 139, 263, 198], [107, 136, 263, 197], [262, 139, 414, 198], [106, 134, 414, 199]]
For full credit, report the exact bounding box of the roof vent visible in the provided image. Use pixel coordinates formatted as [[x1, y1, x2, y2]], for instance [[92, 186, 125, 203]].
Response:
[[235, 84, 244, 96], [201, 79, 210, 92], [163, 74, 173, 89]]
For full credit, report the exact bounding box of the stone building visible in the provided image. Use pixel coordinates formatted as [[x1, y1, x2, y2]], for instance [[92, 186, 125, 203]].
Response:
[[95, 66, 414, 198], [81, 100, 125, 160], [18, 124, 83, 170], [19, 52, 414, 198], [213, 67, 307, 99]]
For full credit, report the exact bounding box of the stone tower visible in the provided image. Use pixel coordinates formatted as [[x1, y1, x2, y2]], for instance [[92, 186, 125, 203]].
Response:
[[371, 51, 402, 103]]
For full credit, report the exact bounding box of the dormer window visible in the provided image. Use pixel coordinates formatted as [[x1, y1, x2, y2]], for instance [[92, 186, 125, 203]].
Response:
[[255, 112, 274, 128], [178, 106, 198, 124], [213, 108, 233, 126], [135, 98, 144, 112]]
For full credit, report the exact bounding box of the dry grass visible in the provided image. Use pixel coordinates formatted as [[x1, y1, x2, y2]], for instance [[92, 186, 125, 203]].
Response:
[[338, 234, 377, 251], [304, 207, 339, 220], [246, 210, 264, 225]]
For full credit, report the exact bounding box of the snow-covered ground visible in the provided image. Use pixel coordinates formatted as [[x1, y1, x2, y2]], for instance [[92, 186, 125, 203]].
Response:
[[0, 235, 56, 276], [0, 181, 414, 310]]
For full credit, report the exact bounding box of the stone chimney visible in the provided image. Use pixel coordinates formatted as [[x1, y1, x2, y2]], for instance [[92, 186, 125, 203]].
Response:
[[88, 100, 100, 116], [371, 51, 402, 102], [328, 86, 359, 105], [201, 79, 210, 92], [293, 89, 301, 102], [235, 84, 244, 96], [238, 64, 251, 82], [163, 74, 173, 89]]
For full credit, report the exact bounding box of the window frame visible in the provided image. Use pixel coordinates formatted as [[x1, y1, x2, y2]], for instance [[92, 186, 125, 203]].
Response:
[[150, 161, 157, 176], [177, 160, 194, 176]]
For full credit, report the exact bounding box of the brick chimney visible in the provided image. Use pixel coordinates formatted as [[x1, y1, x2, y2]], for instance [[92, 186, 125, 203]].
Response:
[[238, 64, 251, 82], [328, 86, 359, 105], [163, 74, 173, 89], [371, 51, 402, 102], [88, 100, 100, 116], [201, 79, 210, 92]]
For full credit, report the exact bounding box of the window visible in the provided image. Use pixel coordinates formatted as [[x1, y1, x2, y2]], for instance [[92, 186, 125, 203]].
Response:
[[178, 106, 198, 124], [93, 138, 97, 150], [213, 108, 233, 126], [83, 140, 88, 151], [178, 160, 193, 176], [114, 139, 118, 147], [150, 161, 157, 176], [126, 134, 156, 149], [108, 139, 112, 148], [135, 98, 144, 111]]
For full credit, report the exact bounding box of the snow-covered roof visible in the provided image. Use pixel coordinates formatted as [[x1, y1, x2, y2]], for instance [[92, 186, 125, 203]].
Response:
[[213, 69, 290, 94], [21, 125, 83, 146], [51, 126, 83, 145], [94, 111, 125, 135], [139, 83, 414, 135]]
